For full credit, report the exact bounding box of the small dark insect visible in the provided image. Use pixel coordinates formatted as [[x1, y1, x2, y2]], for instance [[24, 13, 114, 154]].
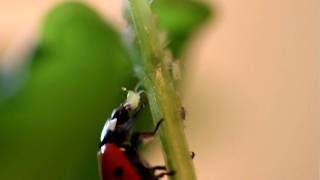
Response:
[[180, 106, 187, 120]]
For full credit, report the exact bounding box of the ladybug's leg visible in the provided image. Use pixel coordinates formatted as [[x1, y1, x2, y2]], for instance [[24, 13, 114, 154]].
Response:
[[152, 166, 175, 178], [151, 165, 175, 178], [152, 166, 167, 171], [155, 170, 175, 178], [130, 118, 164, 149]]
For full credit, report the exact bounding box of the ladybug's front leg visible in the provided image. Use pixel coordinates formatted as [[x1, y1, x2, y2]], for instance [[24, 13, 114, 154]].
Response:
[[151, 166, 175, 178], [154, 170, 175, 178], [130, 118, 164, 149]]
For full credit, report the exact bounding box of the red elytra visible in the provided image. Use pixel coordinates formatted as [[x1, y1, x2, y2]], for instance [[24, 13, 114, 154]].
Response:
[[100, 143, 141, 180]]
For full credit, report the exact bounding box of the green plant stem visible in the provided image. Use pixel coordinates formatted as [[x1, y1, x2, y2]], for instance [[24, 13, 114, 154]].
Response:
[[127, 0, 197, 179]]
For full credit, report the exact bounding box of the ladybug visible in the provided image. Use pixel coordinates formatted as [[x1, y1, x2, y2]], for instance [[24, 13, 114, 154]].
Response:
[[98, 87, 174, 180]]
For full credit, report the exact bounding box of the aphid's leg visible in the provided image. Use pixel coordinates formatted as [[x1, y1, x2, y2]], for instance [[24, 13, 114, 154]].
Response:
[[131, 100, 146, 119], [130, 118, 164, 149], [130, 91, 147, 119], [134, 81, 143, 92]]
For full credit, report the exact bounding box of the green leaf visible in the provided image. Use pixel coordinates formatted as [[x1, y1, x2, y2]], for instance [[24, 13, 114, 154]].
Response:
[[0, 2, 134, 180], [152, 0, 211, 58]]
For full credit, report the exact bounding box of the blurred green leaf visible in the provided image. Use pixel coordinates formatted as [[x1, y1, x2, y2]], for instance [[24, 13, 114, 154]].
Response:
[[0, 2, 135, 180], [152, 0, 211, 58]]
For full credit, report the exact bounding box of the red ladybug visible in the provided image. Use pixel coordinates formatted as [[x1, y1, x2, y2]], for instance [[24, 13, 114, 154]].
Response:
[[97, 89, 174, 180], [98, 143, 140, 180]]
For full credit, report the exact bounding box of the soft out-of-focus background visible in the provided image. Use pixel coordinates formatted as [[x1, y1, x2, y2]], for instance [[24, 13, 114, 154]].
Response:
[[0, 0, 319, 180]]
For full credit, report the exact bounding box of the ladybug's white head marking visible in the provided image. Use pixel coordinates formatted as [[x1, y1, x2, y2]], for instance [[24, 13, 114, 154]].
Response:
[[100, 118, 117, 141], [100, 144, 106, 153], [110, 109, 117, 118]]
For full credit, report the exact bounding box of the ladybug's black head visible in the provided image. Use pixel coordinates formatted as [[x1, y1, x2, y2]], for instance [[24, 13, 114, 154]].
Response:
[[111, 106, 130, 125]]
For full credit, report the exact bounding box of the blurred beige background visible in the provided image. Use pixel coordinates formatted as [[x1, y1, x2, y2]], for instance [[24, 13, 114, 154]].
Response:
[[0, 0, 319, 180]]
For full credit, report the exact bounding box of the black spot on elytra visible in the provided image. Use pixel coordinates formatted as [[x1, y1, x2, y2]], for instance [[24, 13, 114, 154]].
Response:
[[113, 167, 124, 177]]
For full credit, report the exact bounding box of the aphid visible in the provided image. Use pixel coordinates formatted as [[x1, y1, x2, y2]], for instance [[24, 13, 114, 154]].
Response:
[[98, 86, 174, 180]]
